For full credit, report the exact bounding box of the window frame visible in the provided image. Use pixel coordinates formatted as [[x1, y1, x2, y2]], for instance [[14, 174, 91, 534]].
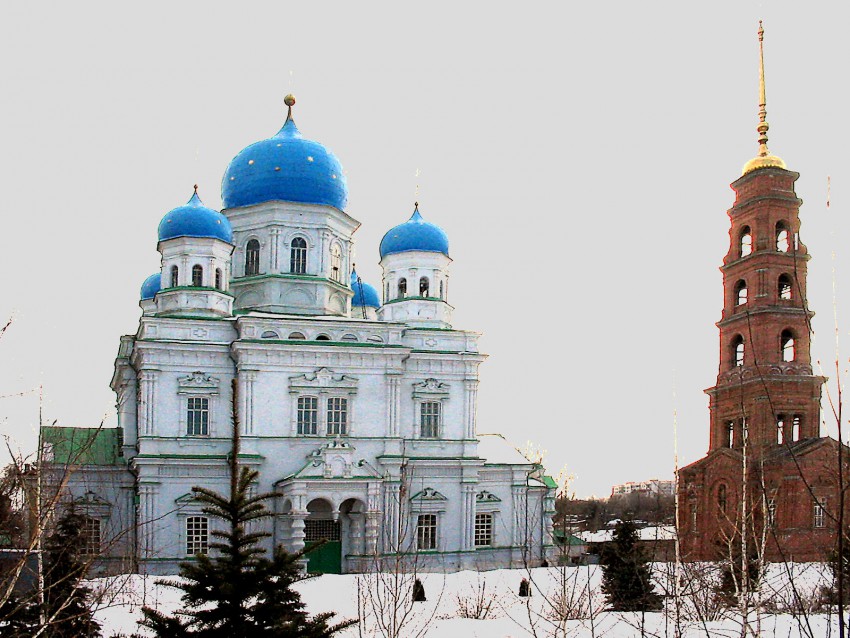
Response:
[[170, 265, 179, 288], [80, 515, 101, 556], [330, 243, 342, 283], [416, 513, 438, 551], [474, 512, 493, 547], [290, 236, 308, 275], [186, 515, 209, 556], [740, 226, 753, 258], [191, 264, 203, 287], [814, 498, 826, 529], [419, 401, 441, 439], [778, 274, 793, 300], [326, 396, 348, 436], [186, 396, 210, 436], [215, 268, 223, 290], [297, 396, 319, 435], [245, 239, 260, 276]]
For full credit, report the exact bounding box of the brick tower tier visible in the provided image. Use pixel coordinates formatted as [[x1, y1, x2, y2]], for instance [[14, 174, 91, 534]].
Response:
[[679, 165, 850, 562]]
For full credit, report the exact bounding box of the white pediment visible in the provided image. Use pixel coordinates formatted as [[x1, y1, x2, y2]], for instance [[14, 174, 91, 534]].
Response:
[[289, 368, 358, 393], [177, 371, 220, 394]]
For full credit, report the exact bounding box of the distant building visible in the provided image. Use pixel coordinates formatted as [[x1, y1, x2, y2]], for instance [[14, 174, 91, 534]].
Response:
[[610, 479, 674, 498]]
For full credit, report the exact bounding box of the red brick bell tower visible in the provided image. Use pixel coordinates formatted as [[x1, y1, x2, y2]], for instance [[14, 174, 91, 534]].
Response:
[[679, 23, 847, 562]]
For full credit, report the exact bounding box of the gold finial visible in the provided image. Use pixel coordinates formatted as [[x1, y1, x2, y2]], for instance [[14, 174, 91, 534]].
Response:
[[742, 20, 786, 175], [284, 94, 296, 121], [193, 183, 199, 194]]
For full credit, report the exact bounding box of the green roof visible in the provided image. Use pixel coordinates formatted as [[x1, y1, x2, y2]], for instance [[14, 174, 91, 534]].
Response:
[[542, 475, 558, 490], [41, 426, 122, 466]]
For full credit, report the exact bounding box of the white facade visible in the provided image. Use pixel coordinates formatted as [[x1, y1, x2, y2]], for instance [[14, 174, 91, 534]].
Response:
[[59, 103, 555, 575]]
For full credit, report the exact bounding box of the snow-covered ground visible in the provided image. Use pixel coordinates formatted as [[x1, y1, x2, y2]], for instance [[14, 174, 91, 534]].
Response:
[[89, 562, 844, 637]]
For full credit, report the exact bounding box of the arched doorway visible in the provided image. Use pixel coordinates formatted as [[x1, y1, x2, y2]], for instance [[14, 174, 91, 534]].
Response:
[[304, 498, 341, 574]]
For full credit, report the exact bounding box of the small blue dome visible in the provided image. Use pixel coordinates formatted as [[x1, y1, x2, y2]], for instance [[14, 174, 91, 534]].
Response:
[[221, 100, 347, 211], [351, 270, 380, 308], [379, 205, 449, 259], [158, 189, 233, 243], [140, 273, 161, 300]]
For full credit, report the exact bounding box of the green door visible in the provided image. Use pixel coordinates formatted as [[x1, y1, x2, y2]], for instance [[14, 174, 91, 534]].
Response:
[[304, 519, 342, 574]]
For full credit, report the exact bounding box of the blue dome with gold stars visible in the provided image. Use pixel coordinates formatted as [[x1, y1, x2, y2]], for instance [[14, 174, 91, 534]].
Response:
[[379, 205, 449, 259], [158, 188, 233, 243], [351, 270, 380, 308], [140, 273, 161, 300], [221, 95, 348, 211]]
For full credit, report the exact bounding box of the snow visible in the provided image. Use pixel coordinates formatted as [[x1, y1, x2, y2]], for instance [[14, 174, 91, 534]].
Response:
[[88, 563, 845, 637], [578, 525, 677, 544]]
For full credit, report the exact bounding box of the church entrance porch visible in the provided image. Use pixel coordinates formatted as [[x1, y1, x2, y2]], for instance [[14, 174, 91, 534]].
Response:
[[305, 518, 342, 574]]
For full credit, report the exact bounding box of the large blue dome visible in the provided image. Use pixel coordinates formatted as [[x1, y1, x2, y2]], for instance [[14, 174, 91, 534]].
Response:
[[351, 270, 380, 308], [221, 99, 347, 211], [379, 205, 449, 259], [140, 273, 161, 300], [158, 189, 233, 243]]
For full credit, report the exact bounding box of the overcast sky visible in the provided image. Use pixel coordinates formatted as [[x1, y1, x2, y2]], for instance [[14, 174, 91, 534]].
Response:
[[2, 1, 850, 497]]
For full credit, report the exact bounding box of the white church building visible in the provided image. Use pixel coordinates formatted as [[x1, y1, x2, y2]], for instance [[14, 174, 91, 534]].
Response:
[[46, 95, 555, 575]]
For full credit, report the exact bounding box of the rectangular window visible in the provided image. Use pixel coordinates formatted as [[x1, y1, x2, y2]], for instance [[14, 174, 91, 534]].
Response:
[[327, 397, 348, 435], [186, 516, 209, 556], [187, 397, 209, 436], [81, 516, 101, 555], [474, 513, 493, 547], [420, 401, 441, 438], [814, 498, 826, 528], [767, 499, 776, 528], [297, 396, 318, 435], [417, 514, 437, 551]]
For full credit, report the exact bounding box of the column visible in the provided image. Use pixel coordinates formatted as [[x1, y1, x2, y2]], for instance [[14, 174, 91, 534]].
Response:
[[463, 379, 479, 439], [461, 484, 476, 551], [365, 483, 381, 554], [270, 228, 280, 271], [138, 371, 157, 436], [239, 370, 256, 435], [138, 483, 158, 560], [386, 375, 401, 437]]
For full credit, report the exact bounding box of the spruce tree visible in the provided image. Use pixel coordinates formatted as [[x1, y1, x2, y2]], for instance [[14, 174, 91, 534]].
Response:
[[41, 508, 102, 637], [140, 465, 355, 637], [599, 520, 661, 611], [141, 379, 353, 637]]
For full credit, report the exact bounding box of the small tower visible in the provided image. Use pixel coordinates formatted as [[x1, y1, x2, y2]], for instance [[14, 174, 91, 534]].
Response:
[[221, 95, 359, 316], [350, 268, 380, 320], [378, 203, 452, 328], [154, 186, 235, 318]]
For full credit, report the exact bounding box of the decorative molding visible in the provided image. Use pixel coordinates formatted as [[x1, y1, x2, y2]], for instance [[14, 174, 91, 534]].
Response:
[[410, 487, 448, 501], [177, 371, 220, 394], [289, 367, 359, 394], [412, 378, 450, 400], [476, 490, 501, 503]]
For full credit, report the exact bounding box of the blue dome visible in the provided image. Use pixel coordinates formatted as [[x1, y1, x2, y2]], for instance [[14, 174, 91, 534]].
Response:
[[140, 273, 161, 300], [379, 206, 449, 259], [221, 103, 347, 211], [158, 189, 233, 243], [351, 270, 380, 308]]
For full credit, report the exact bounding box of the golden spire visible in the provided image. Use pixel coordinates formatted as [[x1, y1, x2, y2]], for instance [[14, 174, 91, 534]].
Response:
[[742, 21, 786, 175], [284, 94, 296, 121]]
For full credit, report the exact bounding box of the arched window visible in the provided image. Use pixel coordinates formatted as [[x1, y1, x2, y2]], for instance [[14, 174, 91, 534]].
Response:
[[419, 277, 430, 297], [398, 278, 407, 299], [717, 484, 728, 513], [245, 239, 260, 276], [735, 280, 748, 306], [792, 415, 802, 441], [385, 282, 390, 303], [725, 421, 735, 448], [778, 274, 793, 300], [777, 415, 786, 445], [315, 334, 331, 341], [170, 265, 179, 288], [288, 332, 306, 340], [215, 268, 223, 290], [192, 265, 203, 287], [291, 237, 307, 274], [781, 329, 795, 362], [740, 226, 753, 257], [776, 221, 790, 252], [732, 335, 745, 367], [330, 244, 342, 283], [439, 280, 444, 299]]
